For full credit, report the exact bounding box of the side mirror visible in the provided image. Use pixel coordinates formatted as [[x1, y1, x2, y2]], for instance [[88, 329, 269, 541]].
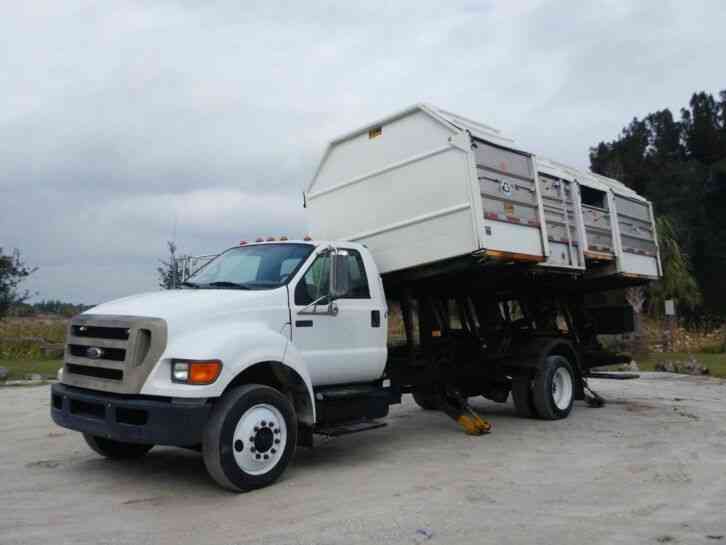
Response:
[[329, 252, 350, 299]]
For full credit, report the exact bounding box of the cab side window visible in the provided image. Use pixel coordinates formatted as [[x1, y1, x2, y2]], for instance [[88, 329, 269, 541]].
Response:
[[295, 254, 330, 306], [340, 250, 370, 299], [294, 250, 370, 306]]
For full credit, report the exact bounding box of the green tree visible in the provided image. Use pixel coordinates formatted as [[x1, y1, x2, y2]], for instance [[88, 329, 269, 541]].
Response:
[[681, 92, 723, 164], [157, 241, 182, 289], [648, 217, 701, 315], [0, 248, 36, 319], [590, 88, 726, 319]]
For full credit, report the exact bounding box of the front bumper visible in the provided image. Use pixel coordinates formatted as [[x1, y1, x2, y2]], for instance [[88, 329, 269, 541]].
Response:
[[51, 383, 212, 446]]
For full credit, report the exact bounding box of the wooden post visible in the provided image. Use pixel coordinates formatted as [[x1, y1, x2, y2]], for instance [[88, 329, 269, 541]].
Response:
[[665, 299, 676, 352]]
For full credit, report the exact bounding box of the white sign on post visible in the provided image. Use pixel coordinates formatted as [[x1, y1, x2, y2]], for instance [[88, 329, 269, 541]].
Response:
[[665, 299, 676, 316]]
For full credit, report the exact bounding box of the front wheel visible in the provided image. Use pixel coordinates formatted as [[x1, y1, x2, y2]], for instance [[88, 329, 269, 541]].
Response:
[[532, 355, 575, 420], [203, 384, 297, 492], [83, 434, 153, 459]]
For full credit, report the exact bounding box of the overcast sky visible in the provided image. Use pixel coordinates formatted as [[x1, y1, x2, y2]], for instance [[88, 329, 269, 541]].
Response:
[[2, 0, 725, 304]]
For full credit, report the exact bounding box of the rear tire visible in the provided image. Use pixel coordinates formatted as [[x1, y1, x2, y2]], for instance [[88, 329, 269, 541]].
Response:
[[203, 384, 297, 492], [83, 434, 153, 459], [532, 355, 575, 420], [412, 391, 441, 411], [511, 378, 537, 418]]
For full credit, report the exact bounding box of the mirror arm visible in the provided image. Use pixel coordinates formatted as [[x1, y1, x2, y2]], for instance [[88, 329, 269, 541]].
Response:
[[298, 294, 335, 315]]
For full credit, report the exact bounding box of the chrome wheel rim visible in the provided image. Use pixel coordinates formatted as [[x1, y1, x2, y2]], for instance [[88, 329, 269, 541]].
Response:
[[232, 403, 287, 475], [552, 367, 573, 410]]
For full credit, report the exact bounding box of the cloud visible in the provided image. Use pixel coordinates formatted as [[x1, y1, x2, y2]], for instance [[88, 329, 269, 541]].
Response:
[[2, 0, 725, 302]]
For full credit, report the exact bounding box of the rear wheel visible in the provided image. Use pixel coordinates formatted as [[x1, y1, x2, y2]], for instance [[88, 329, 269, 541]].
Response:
[[532, 355, 575, 420], [203, 384, 297, 492], [83, 434, 153, 459]]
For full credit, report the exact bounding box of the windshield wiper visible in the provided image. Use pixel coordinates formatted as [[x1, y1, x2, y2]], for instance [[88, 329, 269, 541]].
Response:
[[203, 281, 252, 290], [181, 281, 200, 288]]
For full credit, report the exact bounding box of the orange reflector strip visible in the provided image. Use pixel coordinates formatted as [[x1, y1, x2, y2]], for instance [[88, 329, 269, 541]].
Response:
[[188, 361, 222, 385], [484, 250, 544, 263]]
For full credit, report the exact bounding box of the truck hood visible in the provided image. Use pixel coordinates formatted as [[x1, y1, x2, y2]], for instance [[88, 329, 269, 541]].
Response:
[[85, 288, 289, 328]]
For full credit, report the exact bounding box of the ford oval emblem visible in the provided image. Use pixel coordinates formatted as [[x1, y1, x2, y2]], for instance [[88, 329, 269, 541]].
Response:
[[86, 346, 105, 359]]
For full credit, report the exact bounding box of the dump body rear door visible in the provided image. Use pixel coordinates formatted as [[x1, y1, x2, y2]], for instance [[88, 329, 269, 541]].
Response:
[[476, 140, 548, 259], [612, 193, 660, 277]]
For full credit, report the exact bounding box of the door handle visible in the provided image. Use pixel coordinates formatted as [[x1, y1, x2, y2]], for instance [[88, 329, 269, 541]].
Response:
[[371, 310, 381, 328], [295, 320, 313, 328]]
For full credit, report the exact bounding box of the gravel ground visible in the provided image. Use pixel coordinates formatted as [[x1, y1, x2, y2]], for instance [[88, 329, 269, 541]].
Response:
[[2, 373, 726, 545]]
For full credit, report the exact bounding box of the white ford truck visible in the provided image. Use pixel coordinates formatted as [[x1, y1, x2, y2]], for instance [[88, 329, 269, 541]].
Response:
[[51, 104, 661, 491]]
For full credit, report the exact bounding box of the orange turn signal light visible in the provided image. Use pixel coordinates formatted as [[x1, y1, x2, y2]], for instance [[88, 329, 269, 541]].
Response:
[[172, 360, 223, 385], [188, 361, 222, 385]]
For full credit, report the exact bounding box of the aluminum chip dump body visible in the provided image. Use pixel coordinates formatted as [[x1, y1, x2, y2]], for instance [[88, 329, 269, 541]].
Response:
[[306, 103, 661, 280]]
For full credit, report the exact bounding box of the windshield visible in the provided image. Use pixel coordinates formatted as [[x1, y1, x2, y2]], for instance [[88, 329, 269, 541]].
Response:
[[186, 243, 314, 290]]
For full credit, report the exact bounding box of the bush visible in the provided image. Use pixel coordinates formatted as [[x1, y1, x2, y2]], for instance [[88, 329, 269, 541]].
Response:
[[700, 342, 726, 354]]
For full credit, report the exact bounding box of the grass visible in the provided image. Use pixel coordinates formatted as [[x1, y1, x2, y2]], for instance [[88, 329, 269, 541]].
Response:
[[0, 316, 67, 360], [0, 359, 63, 381], [638, 352, 726, 378]]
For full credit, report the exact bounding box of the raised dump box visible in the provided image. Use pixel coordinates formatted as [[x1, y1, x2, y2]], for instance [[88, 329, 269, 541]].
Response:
[[306, 104, 661, 280]]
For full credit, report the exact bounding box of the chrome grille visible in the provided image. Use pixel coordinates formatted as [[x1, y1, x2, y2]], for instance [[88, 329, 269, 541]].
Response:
[[62, 315, 167, 394]]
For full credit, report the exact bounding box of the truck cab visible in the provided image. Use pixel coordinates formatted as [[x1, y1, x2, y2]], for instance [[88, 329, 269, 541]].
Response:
[[52, 240, 392, 491]]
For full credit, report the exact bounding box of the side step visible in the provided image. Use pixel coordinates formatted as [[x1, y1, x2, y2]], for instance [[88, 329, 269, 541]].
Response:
[[314, 419, 387, 437]]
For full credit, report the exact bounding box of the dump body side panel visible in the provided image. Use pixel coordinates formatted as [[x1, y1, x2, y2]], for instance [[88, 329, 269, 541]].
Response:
[[538, 173, 585, 269], [307, 111, 478, 275]]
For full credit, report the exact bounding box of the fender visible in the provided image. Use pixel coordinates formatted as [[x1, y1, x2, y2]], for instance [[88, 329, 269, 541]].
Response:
[[140, 322, 316, 418]]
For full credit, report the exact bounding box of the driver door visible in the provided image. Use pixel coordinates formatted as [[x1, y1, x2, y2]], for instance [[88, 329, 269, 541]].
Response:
[[289, 249, 383, 386]]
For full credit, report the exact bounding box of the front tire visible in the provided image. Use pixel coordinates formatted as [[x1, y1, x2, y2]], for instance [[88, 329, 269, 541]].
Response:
[[203, 384, 297, 492], [532, 355, 575, 420], [83, 434, 153, 459]]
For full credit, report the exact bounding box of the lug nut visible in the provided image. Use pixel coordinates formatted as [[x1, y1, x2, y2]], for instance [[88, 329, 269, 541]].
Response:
[[274, 438, 280, 444], [274, 428, 280, 434], [263, 454, 269, 460], [271, 449, 276, 454], [234, 440, 244, 452], [261, 420, 267, 426], [255, 454, 261, 460]]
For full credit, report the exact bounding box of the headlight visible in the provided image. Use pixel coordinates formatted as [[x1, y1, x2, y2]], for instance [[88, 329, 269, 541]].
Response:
[[171, 359, 222, 385], [172, 361, 190, 382]]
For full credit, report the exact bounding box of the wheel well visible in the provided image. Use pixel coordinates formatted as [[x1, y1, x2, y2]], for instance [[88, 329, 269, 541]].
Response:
[[223, 361, 314, 426], [504, 337, 585, 400], [547, 342, 578, 369]]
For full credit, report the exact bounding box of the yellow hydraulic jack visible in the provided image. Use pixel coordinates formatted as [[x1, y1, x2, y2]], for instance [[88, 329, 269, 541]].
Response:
[[440, 390, 492, 435]]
